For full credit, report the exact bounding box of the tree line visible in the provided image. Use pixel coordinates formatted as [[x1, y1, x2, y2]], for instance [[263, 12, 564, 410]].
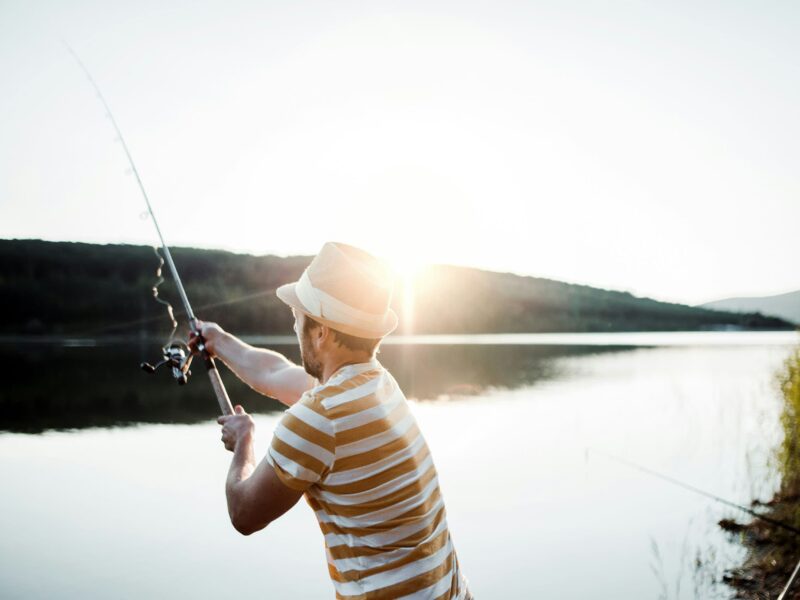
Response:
[[0, 239, 792, 336]]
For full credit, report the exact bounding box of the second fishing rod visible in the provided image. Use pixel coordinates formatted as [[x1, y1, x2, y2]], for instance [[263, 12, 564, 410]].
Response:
[[66, 43, 234, 416]]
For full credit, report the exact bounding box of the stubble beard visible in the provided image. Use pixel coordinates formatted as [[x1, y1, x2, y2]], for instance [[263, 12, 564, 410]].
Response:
[[300, 333, 323, 381]]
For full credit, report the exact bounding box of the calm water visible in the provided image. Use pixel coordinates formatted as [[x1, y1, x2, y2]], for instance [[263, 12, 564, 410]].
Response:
[[1, 332, 797, 599]]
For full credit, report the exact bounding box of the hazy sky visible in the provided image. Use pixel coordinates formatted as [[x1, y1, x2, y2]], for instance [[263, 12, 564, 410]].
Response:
[[1, 0, 798, 305]]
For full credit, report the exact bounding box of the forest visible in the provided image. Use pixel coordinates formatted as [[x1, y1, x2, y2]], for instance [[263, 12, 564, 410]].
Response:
[[0, 239, 792, 337]]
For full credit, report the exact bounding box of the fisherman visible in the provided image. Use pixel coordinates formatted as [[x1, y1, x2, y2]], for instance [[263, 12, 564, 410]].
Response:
[[189, 242, 472, 599]]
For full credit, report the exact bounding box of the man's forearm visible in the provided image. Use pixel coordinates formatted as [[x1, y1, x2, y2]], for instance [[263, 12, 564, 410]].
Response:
[[225, 434, 257, 533], [213, 332, 296, 395], [227, 435, 256, 485]]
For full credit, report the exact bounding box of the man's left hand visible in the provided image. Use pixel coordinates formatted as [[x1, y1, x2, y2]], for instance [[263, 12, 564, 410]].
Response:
[[218, 405, 255, 452]]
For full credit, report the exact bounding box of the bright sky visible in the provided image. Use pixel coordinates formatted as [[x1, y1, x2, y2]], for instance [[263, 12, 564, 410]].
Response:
[[1, 0, 798, 305]]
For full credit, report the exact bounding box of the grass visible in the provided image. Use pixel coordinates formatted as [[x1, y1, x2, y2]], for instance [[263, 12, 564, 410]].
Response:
[[722, 343, 800, 598], [777, 346, 800, 501]]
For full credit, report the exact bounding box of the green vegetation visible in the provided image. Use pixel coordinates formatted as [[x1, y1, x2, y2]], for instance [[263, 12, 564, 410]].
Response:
[[0, 239, 793, 336], [777, 347, 800, 507], [0, 239, 307, 336], [722, 348, 800, 597]]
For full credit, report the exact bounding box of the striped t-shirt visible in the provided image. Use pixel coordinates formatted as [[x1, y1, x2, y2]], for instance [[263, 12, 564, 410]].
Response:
[[266, 359, 471, 599]]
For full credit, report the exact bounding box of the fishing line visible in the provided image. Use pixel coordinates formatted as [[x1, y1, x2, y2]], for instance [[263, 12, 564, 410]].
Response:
[[589, 448, 800, 536], [150, 246, 179, 342]]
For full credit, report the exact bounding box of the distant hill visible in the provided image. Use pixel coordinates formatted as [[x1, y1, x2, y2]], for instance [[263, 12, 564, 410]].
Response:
[[0, 239, 793, 336], [699, 290, 800, 325]]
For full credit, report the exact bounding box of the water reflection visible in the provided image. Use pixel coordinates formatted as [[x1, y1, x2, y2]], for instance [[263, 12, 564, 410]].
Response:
[[1, 341, 626, 432], [380, 343, 627, 399]]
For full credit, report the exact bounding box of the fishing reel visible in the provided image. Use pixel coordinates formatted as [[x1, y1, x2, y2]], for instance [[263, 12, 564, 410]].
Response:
[[140, 341, 193, 385]]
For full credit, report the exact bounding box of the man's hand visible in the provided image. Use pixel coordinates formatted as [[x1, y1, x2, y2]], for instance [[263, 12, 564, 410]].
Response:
[[188, 320, 226, 356], [218, 405, 255, 452]]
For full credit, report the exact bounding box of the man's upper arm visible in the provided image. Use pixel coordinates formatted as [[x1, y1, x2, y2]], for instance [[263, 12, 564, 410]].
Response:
[[230, 456, 304, 535], [263, 365, 314, 406]]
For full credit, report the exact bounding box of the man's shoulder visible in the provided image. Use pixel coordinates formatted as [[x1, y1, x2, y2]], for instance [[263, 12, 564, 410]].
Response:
[[317, 362, 386, 397], [302, 363, 396, 419], [281, 389, 335, 438], [290, 387, 328, 414]]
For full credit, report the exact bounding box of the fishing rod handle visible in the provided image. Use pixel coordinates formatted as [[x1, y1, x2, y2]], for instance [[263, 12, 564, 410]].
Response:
[[205, 355, 234, 416], [189, 319, 234, 415]]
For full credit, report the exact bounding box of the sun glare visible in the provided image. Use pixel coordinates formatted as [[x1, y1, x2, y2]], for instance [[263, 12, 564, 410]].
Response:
[[385, 254, 428, 335], [388, 254, 427, 280]]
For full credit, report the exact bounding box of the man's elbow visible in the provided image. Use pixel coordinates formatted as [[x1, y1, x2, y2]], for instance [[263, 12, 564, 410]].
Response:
[[229, 510, 270, 536], [231, 520, 257, 536]]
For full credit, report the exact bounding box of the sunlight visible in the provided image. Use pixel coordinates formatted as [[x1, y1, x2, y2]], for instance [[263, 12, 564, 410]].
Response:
[[388, 253, 427, 281], [385, 255, 427, 335]]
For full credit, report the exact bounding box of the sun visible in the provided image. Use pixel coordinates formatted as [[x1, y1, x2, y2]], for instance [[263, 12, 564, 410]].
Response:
[[387, 253, 426, 280]]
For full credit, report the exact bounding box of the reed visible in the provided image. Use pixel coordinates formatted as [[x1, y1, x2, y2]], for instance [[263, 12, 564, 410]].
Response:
[[777, 346, 800, 509], [722, 345, 800, 597]]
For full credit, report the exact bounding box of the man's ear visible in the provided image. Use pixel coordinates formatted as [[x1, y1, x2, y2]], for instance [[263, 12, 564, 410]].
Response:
[[316, 323, 331, 345]]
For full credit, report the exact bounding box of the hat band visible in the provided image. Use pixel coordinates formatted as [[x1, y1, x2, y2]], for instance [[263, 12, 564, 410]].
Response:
[[295, 270, 388, 331]]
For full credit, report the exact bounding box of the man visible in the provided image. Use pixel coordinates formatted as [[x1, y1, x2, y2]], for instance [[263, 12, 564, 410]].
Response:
[[191, 242, 471, 599]]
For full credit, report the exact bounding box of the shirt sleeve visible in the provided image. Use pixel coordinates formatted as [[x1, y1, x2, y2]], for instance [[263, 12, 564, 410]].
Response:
[[266, 392, 336, 492]]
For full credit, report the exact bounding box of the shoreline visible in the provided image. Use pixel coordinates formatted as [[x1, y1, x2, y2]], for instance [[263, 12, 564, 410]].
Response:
[[720, 491, 800, 597], [0, 329, 798, 348]]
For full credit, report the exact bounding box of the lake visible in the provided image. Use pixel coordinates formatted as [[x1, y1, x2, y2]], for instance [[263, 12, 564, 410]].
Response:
[[1, 331, 797, 598]]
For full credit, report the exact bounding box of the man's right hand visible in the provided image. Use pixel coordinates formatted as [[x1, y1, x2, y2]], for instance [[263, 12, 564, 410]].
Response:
[[188, 320, 226, 357]]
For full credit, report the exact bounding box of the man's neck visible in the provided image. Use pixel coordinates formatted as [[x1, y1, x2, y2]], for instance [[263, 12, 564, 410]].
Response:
[[319, 352, 375, 384]]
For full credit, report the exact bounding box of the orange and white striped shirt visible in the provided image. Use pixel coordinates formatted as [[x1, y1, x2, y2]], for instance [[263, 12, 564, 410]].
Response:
[[266, 359, 471, 599]]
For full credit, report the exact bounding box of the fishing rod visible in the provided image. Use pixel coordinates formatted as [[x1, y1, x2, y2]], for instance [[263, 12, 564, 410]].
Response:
[[778, 555, 800, 600], [589, 448, 800, 536], [65, 42, 234, 416]]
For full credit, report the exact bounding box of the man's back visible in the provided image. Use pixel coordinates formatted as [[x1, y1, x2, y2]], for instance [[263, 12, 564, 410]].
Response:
[[267, 359, 471, 599]]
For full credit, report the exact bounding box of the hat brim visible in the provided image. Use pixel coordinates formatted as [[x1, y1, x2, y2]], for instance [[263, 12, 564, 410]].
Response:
[[276, 282, 398, 339]]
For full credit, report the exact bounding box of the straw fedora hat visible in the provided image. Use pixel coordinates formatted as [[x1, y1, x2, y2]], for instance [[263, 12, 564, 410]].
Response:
[[276, 242, 399, 339]]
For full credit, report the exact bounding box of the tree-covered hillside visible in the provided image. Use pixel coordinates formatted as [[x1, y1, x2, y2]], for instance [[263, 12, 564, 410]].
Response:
[[0, 239, 792, 336]]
